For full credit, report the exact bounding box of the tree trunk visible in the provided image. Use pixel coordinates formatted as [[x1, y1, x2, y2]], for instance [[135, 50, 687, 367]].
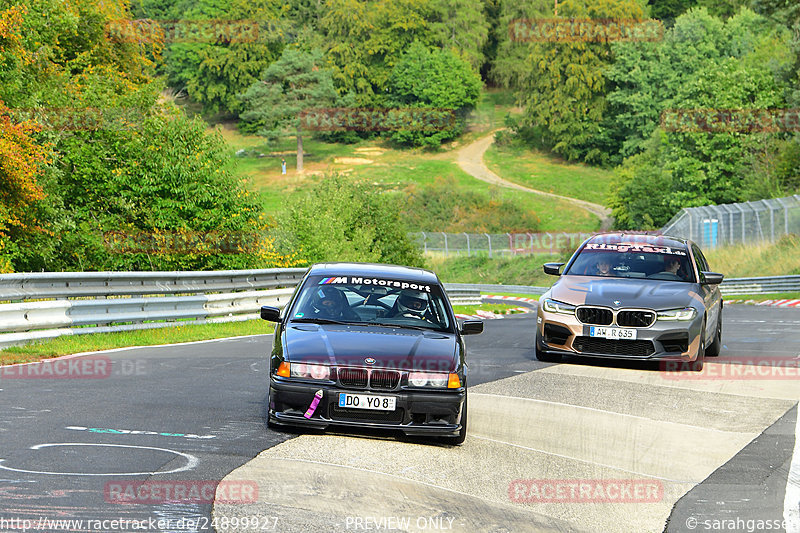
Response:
[[296, 133, 304, 173]]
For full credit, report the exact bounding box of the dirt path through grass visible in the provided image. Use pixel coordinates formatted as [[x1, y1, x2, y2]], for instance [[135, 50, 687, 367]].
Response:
[[457, 131, 613, 229]]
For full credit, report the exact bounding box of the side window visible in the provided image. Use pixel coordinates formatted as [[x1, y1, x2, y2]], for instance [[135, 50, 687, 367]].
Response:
[[691, 245, 707, 282]]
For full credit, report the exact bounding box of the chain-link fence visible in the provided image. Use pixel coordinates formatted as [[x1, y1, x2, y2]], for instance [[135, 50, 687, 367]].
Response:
[[410, 232, 595, 257], [660, 195, 800, 248]]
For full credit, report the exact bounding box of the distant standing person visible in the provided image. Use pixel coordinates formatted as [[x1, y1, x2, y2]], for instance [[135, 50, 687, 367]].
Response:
[[281, 158, 287, 175]]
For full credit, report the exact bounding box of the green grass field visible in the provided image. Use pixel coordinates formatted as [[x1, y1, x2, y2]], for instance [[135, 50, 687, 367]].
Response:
[[483, 143, 615, 205], [0, 320, 274, 364]]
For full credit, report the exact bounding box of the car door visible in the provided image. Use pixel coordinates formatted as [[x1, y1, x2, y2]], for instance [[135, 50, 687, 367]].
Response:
[[691, 243, 721, 340]]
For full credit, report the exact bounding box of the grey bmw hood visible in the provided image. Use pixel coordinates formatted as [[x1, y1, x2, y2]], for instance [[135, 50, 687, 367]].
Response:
[[549, 276, 698, 310]]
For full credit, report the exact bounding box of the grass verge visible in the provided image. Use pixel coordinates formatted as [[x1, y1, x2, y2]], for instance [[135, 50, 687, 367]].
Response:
[[723, 292, 800, 302], [0, 320, 274, 365], [452, 303, 526, 315]]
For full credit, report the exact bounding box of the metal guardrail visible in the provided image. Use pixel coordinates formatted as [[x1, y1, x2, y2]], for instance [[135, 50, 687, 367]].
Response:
[[0, 269, 308, 349], [0, 270, 795, 349], [717, 275, 800, 296], [0, 268, 308, 300]]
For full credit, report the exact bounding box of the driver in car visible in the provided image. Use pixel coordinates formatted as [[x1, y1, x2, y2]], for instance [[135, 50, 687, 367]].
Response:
[[309, 286, 359, 320]]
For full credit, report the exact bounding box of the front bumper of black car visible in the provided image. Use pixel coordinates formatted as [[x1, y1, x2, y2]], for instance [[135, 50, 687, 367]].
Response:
[[268, 377, 466, 437]]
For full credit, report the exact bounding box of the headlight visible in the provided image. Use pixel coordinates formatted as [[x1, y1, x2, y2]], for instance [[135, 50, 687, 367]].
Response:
[[408, 372, 451, 388], [288, 363, 331, 380], [542, 298, 576, 315], [656, 308, 697, 321]]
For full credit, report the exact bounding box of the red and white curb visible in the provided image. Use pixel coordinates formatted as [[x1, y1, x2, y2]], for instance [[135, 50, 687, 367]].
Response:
[[455, 295, 537, 320], [725, 299, 800, 308]]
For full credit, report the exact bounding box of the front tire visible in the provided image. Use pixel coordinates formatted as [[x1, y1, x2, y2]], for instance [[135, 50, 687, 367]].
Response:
[[689, 319, 707, 371], [705, 314, 722, 357]]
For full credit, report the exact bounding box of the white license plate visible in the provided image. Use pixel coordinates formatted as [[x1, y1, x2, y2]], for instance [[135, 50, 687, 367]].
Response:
[[590, 326, 637, 340], [338, 393, 396, 411]]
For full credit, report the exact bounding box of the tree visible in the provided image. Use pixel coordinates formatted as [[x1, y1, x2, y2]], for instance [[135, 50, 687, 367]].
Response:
[[239, 48, 338, 172], [430, 0, 490, 72], [133, 0, 286, 116], [274, 174, 424, 267], [386, 42, 482, 147], [607, 8, 792, 229], [502, 0, 649, 165], [0, 100, 48, 272]]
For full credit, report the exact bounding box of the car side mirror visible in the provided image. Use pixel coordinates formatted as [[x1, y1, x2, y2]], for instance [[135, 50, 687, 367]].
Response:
[[543, 263, 564, 276], [460, 320, 483, 335], [260, 306, 282, 323], [700, 272, 724, 285]]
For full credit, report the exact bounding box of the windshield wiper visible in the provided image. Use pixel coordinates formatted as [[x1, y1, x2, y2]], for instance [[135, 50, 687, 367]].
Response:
[[290, 317, 350, 325]]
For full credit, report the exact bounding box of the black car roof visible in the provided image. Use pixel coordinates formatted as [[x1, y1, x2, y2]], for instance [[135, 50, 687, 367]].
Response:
[[307, 262, 440, 284], [585, 233, 689, 249]]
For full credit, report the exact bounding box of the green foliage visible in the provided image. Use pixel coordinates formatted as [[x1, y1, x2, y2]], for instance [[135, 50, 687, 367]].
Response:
[[386, 42, 482, 147], [401, 177, 540, 232], [134, 0, 286, 116], [320, 0, 486, 105], [432, 0, 490, 72], [273, 175, 424, 267], [240, 48, 338, 136], [504, 0, 649, 165], [239, 47, 339, 169], [607, 7, 795, 229]]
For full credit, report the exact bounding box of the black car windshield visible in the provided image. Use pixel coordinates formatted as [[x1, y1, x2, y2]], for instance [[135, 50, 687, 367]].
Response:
[[564, 242, 694, 282], [289, 275, 454, 331]]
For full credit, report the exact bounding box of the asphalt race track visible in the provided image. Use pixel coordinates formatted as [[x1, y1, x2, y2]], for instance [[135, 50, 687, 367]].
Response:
[[0, 304, 798, 533]]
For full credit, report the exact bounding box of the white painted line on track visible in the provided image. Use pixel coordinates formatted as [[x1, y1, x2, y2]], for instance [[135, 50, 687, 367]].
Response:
[[0, 443, 198, 476], [469, 392, 746, 433], [785, 407, 800, 533]]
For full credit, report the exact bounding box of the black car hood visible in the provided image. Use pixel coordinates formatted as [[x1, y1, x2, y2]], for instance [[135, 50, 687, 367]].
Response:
[[283, 323, 458, 372], [550, 275, 699, 310]]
